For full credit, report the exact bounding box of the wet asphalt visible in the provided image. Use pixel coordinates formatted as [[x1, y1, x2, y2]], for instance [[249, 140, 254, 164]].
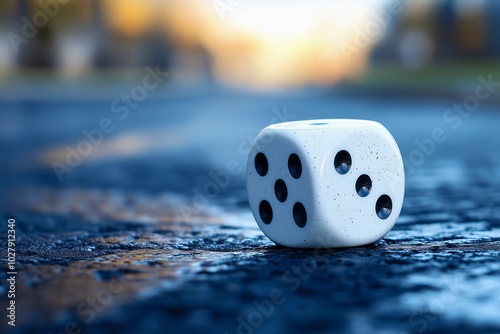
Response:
[[1, 87, 500, 334]]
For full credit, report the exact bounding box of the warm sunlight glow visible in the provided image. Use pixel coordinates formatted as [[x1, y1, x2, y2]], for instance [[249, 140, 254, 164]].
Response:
[[102, 0, 157, 38], [114, 0, 391, 88], [193, 0, 389, 88]]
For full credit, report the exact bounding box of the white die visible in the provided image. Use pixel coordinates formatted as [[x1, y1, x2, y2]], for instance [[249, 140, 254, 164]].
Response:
[[246, 119, 405, 248]]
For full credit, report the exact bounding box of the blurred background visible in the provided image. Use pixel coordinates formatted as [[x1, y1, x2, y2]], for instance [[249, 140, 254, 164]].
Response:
[[2, 0, 500, 190], [1, 1, 500, 334], [1, 0, 500, 87]]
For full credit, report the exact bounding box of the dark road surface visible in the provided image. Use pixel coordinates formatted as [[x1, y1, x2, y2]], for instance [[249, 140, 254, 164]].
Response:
[[1, 85, 500, 334]]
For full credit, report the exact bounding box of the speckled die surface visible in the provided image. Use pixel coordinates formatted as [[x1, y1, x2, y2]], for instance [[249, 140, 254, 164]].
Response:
[[246, 119, 405, 248]]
